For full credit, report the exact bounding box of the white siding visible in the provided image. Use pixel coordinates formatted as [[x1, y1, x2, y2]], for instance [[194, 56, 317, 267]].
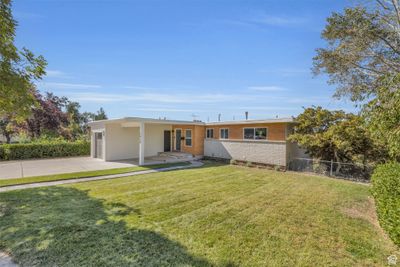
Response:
[[204, 139, 287, 166], [105, 123, 139, 161]]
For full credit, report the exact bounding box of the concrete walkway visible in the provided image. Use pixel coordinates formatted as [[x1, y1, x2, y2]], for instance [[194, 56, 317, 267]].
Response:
[[0, 161, 203, 192], [0, 157, 138, 179], [0, 252, 17, 267], [0, 154, 198, 180]]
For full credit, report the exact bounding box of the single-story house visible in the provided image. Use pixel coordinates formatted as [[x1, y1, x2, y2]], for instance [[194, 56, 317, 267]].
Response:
[[88, 117, 306, 167]]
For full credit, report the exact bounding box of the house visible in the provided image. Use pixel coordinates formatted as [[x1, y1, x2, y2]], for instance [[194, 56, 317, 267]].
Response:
[[88, 117, 305, 167]]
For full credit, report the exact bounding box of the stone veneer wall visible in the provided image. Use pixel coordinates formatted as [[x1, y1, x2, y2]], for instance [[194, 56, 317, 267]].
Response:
[[204, 139, 287, 166]]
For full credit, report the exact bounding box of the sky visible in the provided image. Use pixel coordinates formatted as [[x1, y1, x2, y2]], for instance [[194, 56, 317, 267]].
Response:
[[13, 0, 357, 122]]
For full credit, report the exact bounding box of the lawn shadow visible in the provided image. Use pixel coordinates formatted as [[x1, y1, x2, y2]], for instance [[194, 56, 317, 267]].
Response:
[[0, 187, 211, 266]]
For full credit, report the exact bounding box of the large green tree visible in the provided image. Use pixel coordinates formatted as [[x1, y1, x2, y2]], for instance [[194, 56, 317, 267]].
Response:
[[0, 0, 47, 119], [313, 0, 400, 101], [289, 107, 386, 166]]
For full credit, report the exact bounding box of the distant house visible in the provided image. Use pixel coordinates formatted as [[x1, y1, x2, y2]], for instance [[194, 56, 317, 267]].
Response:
[[88, 117, 305, 167]]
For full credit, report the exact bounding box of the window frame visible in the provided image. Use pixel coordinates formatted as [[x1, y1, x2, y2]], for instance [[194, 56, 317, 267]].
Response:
[[220, 128, 229, 139], [243, 127, 268, 140], [185, 129, 192, 147], [206, 128, 214, 139]]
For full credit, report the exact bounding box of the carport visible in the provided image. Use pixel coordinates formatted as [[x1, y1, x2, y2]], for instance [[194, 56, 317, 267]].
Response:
[[88, 117, 200, 165]]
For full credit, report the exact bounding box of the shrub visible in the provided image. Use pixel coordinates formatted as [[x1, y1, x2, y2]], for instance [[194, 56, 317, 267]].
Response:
[[0, 140, 90, 161], [230, 159, 237, 165], [371, 162, 400, 246]]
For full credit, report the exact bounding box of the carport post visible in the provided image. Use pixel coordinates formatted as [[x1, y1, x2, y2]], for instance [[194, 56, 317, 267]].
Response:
[[139, 122, 145, 165]]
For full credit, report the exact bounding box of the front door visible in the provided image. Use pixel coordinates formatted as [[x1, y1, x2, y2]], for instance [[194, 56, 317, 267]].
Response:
[[175, 129, 181, 151], [94, 132, 103, 159], [164, 130, 171, 152]]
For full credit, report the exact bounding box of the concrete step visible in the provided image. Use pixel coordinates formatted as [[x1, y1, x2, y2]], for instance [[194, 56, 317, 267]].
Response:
[[158, 152, 196, 160]]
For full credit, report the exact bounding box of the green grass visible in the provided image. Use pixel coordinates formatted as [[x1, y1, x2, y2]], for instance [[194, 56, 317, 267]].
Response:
[[0, 162, 398, 266], [0, 161, 190, 187]]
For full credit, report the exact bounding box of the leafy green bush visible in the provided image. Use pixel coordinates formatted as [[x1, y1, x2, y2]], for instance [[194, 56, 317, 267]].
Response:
[[0, 140, 90, 160], [371, 162, 400, 246]]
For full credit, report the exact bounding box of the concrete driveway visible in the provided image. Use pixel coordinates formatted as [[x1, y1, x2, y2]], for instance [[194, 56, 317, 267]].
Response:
[[0, 157, 138, 179]]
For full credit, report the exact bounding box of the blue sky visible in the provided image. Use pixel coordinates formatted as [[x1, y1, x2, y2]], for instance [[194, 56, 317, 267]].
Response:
[[13, 0, 356, 122]]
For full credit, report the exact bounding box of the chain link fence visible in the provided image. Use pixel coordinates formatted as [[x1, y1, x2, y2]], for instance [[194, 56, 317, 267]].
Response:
[[288, 158, 373, 182]]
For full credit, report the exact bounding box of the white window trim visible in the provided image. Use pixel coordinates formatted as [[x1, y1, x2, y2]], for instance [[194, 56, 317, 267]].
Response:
[[206, 128, 214, 139], [243, 127, 268, 140], [185, 129, 192, 147], [220, 128, 229, 139]]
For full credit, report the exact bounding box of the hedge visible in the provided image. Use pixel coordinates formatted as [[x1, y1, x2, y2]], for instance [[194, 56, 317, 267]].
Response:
[[371, 162, 400, 246], [0, 141, 90, 161]]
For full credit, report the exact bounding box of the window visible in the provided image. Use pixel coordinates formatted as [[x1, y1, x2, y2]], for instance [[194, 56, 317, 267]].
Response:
[[244, 128, 255, 139], [255, 128, 267, 139], [220, 128, 229, 139], [185, 129, 192, 146], [243, 127, 267, 140], [206, 128, 214, 139]]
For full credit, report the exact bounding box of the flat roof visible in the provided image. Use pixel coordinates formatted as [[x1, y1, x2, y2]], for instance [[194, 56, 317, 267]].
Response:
[[88, 116, 296, 127], [205, 118, 296, 126]]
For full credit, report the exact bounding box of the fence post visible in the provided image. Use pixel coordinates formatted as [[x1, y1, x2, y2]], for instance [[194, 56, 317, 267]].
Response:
[[330, 160, 333, 176]]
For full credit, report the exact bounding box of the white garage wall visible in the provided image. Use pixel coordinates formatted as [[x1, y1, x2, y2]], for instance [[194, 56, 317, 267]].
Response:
[[105, 123, 139, 161], [204, 139, 287, 166], [104, 123, 172, 161]]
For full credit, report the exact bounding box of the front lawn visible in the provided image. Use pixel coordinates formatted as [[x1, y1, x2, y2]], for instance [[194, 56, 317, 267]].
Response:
[[0, 162, 398, 266], [0, 161, 190, 187]]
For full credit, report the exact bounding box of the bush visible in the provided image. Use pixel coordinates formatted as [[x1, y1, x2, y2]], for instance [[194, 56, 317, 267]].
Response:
[[371, 162, 400, 246], [0, 140, 90, 161]]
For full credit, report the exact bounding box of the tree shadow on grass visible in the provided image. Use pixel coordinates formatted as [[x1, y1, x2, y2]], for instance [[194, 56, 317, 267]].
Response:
[[0, 187, 211, 266]]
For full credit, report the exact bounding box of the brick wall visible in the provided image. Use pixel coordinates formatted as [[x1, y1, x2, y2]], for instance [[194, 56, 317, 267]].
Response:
[[204, 139, 287, 166], [172, 125, 205, 155]]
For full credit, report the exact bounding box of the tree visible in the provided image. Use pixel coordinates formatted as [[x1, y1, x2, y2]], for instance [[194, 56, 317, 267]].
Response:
[[313, 0, 400, 101], [0, 0, 47, 119], [92, 107, 108, 121], [289, 107, 387, 167], [24, 92, 69, 138], [363, 74, 400, 161], [0, 116, 17, 143]]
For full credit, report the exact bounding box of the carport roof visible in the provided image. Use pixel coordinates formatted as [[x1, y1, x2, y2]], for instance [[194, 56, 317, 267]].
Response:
[[88, 117, 204, 127]]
